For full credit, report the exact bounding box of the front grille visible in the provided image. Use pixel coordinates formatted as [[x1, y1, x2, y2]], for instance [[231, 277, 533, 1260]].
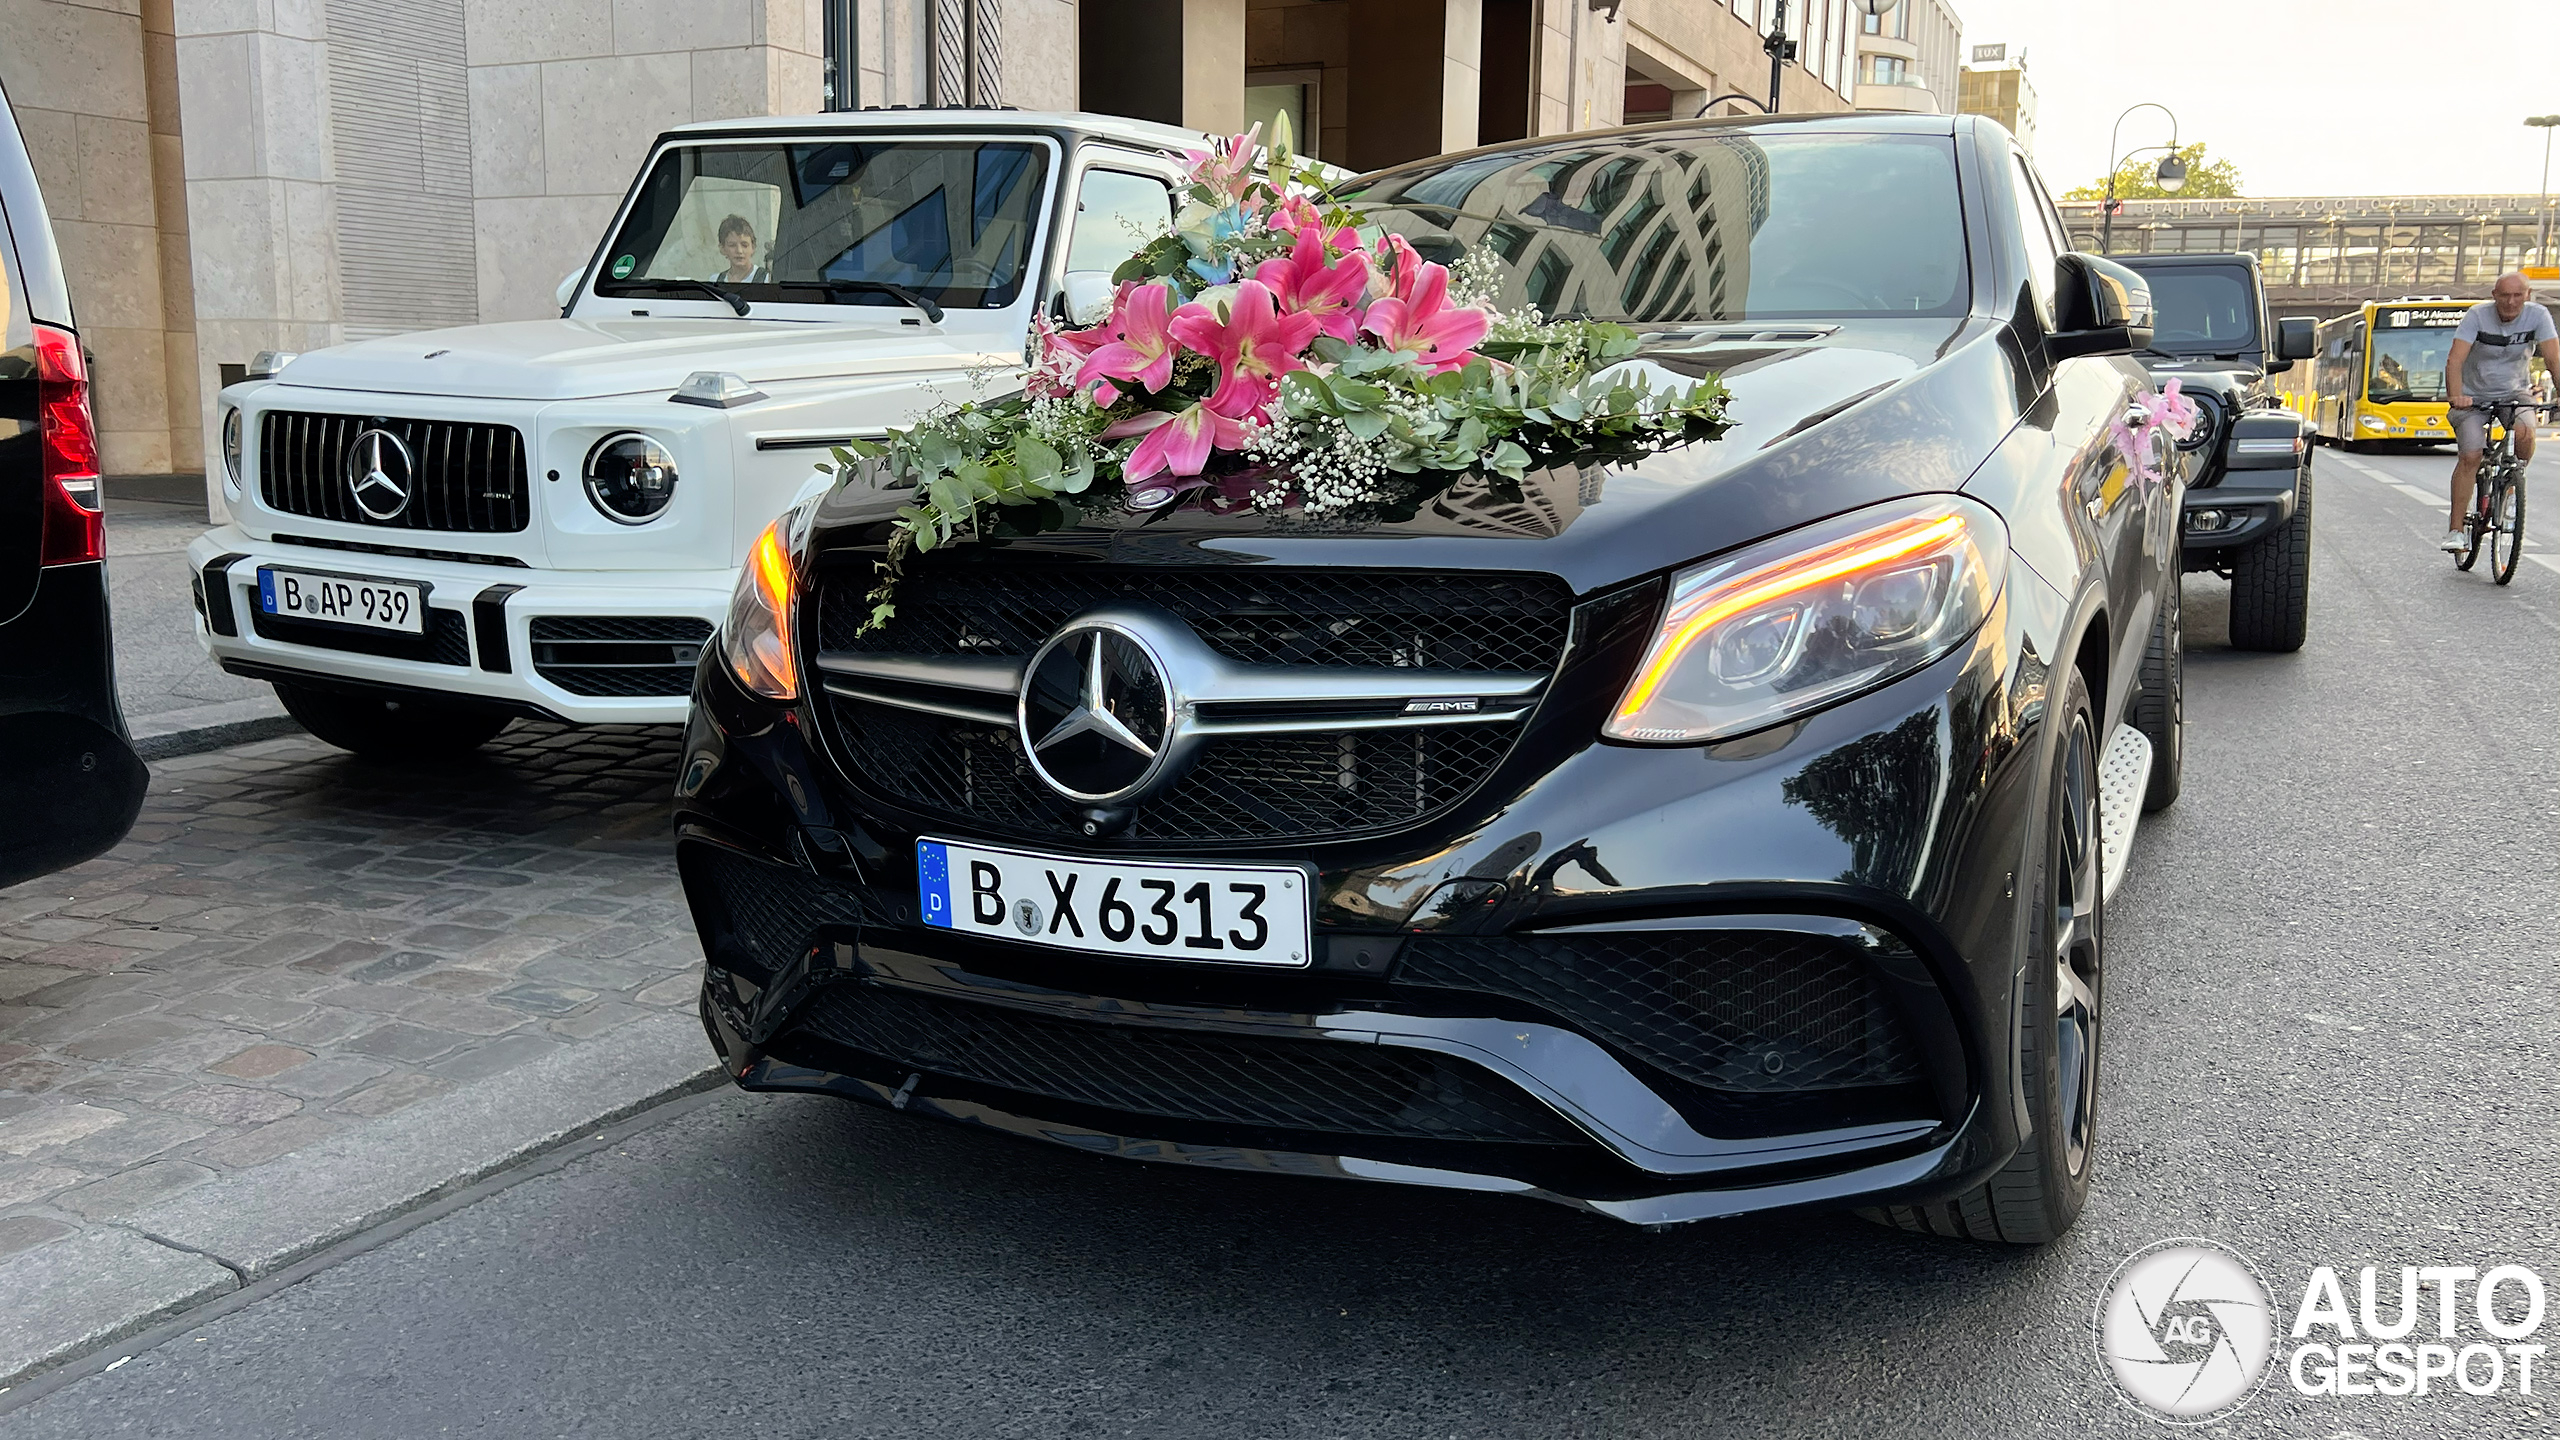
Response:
[[784, 982, 1588, 1145], [822, 559, 1574, 673], [530, 616, 713, 697], [834, 699, 1523, 845], [250, 604, 472, 667], [259, 411, 530, 533], [1396, 930, 1923, 1095]]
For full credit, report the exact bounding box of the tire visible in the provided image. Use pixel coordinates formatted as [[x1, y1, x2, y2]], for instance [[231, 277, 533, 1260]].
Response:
[[2455, 507, 2483, 571], [2229, 469, 2312, 652], [1862, 667, 2103, 1244], [2490, 478, 2525, 586], [274, 682, 512, 759], [2132, 570, 2182, 813]]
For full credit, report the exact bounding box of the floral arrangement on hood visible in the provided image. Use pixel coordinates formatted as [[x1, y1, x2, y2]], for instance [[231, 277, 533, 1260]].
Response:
[[831, 117, 1734, 633]]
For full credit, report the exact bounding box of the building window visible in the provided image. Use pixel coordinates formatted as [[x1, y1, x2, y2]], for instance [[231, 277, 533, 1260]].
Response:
[[1244, 69, 1323, 160], [1865, 56, 1908, 86]]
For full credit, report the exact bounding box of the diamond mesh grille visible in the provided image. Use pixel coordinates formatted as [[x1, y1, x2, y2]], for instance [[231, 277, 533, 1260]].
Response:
[[683, 844, 894, 979], [786, 982, 1588, 1145], [1395, 930, 1922, 1094]]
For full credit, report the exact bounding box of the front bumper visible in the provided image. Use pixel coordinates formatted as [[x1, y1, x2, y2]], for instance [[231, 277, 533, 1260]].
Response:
[[187, 526, 732, 725], [670, 590, 2050, 1224]]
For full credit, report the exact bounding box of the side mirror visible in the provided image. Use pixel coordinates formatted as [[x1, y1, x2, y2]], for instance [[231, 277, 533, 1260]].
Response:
[[1061, 271, 1115, 327], [2048, 253, 2155, 361], [555, 269, 583, 312], [2273, 315, 2317, 362]]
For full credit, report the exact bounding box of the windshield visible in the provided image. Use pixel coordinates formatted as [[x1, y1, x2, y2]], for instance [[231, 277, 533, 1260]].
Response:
[[1340, 131, 1968, 323], [2365, 307, 2462, 403], [595, 140, 1053, 310], [2142, 267, 2257, 353]]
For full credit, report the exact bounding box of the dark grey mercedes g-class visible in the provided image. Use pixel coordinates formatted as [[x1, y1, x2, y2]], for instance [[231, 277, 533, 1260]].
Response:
[[2117, 252, 2318, 651]]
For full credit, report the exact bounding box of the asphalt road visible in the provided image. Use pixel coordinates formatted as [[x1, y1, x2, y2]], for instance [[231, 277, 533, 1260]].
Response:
[[7, 446, 2554, 1440]]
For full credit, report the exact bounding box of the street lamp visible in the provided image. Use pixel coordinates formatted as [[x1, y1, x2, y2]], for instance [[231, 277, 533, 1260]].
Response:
[[2102, 102, 2185, 255], [2529, 115, 2560, 267], [1750, 0, 1899, 117]]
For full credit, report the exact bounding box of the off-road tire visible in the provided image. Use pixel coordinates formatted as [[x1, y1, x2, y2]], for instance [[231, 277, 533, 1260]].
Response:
[[2132, 571, 2182, 812], [1861, 667, 2102, 1245], [275, 682, 512, 759], [2229, 469, 2311, 651]]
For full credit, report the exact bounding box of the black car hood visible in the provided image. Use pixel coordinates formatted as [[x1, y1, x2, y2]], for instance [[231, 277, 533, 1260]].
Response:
[[812, 317, 2017, 596]]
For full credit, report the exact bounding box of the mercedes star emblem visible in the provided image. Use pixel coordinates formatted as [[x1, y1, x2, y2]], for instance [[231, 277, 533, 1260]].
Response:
[[1018, 620, 1171, 804], [343, 427, 414, 521]]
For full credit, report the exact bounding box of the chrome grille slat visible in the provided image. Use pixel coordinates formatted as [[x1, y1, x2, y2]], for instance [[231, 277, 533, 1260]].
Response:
[[255, 410, 530, 534]]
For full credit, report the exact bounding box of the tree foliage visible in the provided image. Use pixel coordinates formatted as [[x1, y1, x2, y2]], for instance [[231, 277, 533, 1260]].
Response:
[[2061, 143, 2243, 202]]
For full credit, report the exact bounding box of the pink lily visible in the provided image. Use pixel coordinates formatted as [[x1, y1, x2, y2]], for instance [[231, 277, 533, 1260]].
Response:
[[1270, 194, 1363, 255], [1373, 234, 1425, 302], [1181, 123, 1263, 203], [1169, 279, 1322, 417], [1103, 403, 1249, 482], [1254, 227, 1372, 343], [1359, 260, 1488, 373], [1027, 312, 1109, 398], [1076, 282, 1181, 398]]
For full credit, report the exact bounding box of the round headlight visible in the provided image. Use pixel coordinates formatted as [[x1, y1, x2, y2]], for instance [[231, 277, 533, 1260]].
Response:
[[220, 407, 245, 494], [583, 433, 678, 523]]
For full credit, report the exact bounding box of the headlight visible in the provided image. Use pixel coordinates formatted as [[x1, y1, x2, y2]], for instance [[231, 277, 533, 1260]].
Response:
[[2357, 415, 2387, 431], [1604, 495, 2004, 744], [721, 504, 813, 701], [583, 432, 678, 523], [220, 407, 244, 494]]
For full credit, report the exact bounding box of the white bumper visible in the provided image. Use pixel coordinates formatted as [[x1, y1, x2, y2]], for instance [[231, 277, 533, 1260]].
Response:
[[187, 526, 731, 726]]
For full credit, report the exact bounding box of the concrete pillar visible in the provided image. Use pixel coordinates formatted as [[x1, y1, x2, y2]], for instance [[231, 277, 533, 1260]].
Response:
[[1345, 0, 1482, 172], [173, 0, 344, 494], [1079, 0, 1240, 137]]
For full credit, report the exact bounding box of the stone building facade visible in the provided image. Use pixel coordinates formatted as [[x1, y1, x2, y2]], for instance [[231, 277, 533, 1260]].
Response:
[[0, 0, 1857, 478]]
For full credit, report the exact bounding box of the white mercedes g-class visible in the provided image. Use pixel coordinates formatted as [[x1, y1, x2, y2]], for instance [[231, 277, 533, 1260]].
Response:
[[189, 109, 1206, 756]]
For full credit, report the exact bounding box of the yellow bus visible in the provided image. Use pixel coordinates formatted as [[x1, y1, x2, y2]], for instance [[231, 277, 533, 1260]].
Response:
[[2295, 299, 2468, 448]]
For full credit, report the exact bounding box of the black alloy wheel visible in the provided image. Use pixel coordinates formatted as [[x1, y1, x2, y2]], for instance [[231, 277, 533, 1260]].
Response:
[[2489, 478, 2526, 586], [274, 681, 513, 760], [1864, 665, 2103, 1244], [2132, 570, 2182, 813]]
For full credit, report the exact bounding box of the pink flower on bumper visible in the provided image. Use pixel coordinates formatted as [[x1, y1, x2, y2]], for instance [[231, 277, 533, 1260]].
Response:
[[1359, 260, 1487, 373], [1103, 403, 1249, 482], [1254, 228, 1372, 343], [1169, 279, 1323, 416], [1075, 282, 1180, 398]]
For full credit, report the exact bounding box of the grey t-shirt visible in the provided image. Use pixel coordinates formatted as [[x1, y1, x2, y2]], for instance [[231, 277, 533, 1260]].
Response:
[[2454, 299, 2557, 400]]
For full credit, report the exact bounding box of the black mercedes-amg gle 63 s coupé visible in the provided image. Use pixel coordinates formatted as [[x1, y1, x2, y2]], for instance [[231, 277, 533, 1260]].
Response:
[[672, 113, 2183, 1242]]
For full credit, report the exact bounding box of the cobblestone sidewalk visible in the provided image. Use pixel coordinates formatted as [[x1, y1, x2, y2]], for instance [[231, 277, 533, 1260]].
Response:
[[0, 722, 703, 1264]]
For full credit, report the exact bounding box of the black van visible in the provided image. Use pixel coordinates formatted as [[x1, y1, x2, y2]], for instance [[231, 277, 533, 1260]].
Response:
[[0, 75, 146, 888]]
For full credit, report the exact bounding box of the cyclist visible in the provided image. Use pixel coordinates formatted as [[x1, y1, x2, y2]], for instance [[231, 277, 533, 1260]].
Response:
[[2443, 271, 2560, 552]]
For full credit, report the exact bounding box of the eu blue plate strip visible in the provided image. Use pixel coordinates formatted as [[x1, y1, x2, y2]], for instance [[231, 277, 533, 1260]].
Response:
[[916, 841, 953, 928]]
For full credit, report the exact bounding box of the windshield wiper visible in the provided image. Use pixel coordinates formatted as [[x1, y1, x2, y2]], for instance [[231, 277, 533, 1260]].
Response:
[[605, 278, 749, 316], [807, 279, 944, 324]]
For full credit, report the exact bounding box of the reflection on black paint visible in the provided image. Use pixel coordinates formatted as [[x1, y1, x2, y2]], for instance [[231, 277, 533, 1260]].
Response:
[[1780, 709, 1941, 887]]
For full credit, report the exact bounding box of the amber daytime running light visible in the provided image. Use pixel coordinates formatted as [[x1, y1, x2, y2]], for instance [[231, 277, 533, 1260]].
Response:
[[1605, 495, 2003, 744], [723, 510, 806, 701]]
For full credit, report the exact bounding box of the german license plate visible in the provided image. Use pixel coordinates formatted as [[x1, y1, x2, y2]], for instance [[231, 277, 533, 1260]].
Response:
[[917, 838, 1312, 967], [257, 566, 424, 634]]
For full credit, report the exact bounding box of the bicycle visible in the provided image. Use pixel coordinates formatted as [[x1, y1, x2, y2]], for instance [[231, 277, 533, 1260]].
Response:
[[2452, 399, 2546, 586]]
